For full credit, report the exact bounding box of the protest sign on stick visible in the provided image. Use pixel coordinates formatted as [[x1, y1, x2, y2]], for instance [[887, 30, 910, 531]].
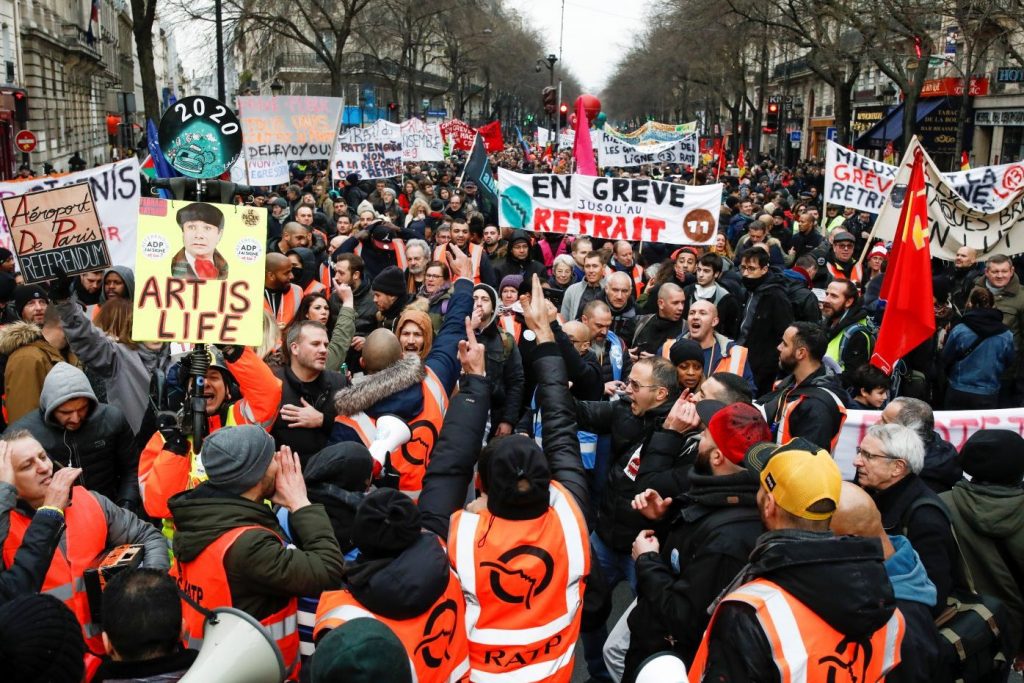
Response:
[[239, 96, 344, 185], [332, 122, 403, 182], [1, 183, 111, 283], [132, 198, 266, 345]]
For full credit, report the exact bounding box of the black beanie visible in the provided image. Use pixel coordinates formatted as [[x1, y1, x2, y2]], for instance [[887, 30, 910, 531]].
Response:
[[13, 284, 48, 316], [0, 594, 85, 683], [351, 488, 422, 559], [372, 266, 407, 297], [959, 429, 1024, 486], [669, 338, 705, 368], [480, 437, 551, 521]]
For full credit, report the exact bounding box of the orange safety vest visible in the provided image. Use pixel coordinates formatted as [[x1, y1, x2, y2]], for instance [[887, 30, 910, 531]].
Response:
[[777, 387, 849, 452], [499, 314, 523, 343], [605, 264, 644, 298], [434, 243, 484, 284], [334, 367, 449, 500], [827, 261, 863, 284], [689, 579, 904, 683], [314, 565, 471, 683], [171, 525, 300, 677], [448, 481, 590, 683], [357, 238, 408, 271], [658, 339, 747, 375], [265, 283, 304, 327], [2, 487, 107, 652]]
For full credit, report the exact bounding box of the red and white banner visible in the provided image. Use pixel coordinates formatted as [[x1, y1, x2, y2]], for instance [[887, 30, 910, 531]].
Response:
[[440, 119, 477, 152]]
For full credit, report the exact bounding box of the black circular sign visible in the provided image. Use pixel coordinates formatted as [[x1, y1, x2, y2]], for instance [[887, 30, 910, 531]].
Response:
[[158, 96, 242, 179]]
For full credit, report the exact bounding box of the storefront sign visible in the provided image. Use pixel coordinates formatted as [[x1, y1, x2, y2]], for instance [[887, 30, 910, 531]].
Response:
[[851, 106, 889, 133], [996, 67, 1024, 83], [920, 77, 989, 98], [975, 109, 1024, 127]]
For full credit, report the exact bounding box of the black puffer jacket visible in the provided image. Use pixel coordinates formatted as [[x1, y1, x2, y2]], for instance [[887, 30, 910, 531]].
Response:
[[625, 469, 763, 674], [757, 366, 848, 452], [577, 396, 675, 551], [737, 272, 795, 395], [693, 531, 898, 682], [270, 365, 347, 465]]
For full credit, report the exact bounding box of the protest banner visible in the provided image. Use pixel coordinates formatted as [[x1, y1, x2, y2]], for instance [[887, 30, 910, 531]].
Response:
[[331, 122, 403, 182], [1, 183, 110, 283], [499, 170, 721, 244], [872, 137, 1024, 259], [440, 119, 477, 152], [0, 158, 140, 272], [461, 134, 499, 224], [597, 131, 698, 168], [825, 139, 1024, 214], [832, 407, 1024, 479], [132, 198, 266, 345], [400, 118, 443, 161], [238, 96, 345, 185], [537, 127, 576, 148], [604, 120, 696, 144]]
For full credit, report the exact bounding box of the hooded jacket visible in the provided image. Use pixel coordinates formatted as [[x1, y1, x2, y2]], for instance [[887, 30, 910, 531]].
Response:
[[169, 483, 344, 619], [940, 481, 1024, 654], [302, 443, 373, 555], [7, 362, 138, 505], [757, 366, 847, 452], [101, 266, 135, 303], [942, 308, 1015, 395], [696, 531, 898, 682], [974, 272, 1024, 354], [884, 534, 940, 683], [287, 246, 322, 292], [474, 284, 525, 429], [781, 268, 823, 323], [0, 321, 81, 425], [737, 271, 795, 395]]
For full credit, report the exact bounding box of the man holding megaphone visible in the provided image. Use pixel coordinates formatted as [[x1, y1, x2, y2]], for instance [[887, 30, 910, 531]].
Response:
[[168, 424, 344, 680]]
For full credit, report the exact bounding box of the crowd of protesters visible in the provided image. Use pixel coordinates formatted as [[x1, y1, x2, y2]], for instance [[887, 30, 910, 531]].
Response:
[[0, 143, 1020, 683]]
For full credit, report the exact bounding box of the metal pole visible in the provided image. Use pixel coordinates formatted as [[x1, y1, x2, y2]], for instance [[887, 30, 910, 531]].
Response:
[[215, 0, 225, 102]]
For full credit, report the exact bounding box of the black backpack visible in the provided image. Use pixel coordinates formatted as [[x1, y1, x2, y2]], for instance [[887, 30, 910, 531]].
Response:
[[901, 498, 1013, 682]]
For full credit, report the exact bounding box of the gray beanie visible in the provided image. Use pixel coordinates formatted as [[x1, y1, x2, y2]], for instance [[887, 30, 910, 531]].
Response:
[[200, 425, 275, 494]]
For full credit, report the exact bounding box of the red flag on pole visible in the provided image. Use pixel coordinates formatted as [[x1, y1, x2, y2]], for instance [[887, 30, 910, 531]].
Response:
[[478, 120, 504, 153], [870, 148, 934, 374], [737, 144, 747, 177], [572, 100, 597, 176], [960, 150, 971, 171]]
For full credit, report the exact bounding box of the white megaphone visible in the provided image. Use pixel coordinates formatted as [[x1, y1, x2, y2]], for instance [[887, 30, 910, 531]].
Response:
[[179, 607, 286, 683], [368, 414, 412, 469], [634, 652, 687, 683]]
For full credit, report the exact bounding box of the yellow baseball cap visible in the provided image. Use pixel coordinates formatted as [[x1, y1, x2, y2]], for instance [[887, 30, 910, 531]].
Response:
[[748, 438, 842, 521]]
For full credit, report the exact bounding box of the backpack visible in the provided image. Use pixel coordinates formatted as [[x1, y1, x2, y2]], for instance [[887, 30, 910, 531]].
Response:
[[901, 498, 1012, 682]]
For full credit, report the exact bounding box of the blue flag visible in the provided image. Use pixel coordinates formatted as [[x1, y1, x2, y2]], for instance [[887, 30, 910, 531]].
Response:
[[515, 126, 531, 155], [146, 119, 179, 199]]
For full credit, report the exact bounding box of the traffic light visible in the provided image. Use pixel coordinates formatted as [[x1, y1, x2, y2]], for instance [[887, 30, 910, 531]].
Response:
[[542, 87, 557, 115], [764, 101, 780, 133], [559, 102, 568, 128], [13, 91, 26, 125]]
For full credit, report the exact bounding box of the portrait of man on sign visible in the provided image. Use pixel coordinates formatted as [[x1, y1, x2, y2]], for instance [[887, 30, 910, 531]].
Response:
[[171, 202, 230, 281]]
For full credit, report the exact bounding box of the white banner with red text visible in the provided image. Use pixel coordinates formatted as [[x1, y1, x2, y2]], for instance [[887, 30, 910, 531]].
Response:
[[498, 170, 721, 244]]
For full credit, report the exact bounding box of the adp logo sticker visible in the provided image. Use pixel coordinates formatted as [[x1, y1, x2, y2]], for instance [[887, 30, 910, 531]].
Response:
[[141, 234, 170, 260], [235, 237, 262, 264]]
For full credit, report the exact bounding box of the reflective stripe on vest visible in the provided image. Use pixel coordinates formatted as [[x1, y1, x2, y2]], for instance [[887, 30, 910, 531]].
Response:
[[777, 387, 848, 452], [314, 566, 470, 683], [688, 579, 904, 683], [449, 482, 589, 682], [334, 367, 449, 498], [172, 525, 300, 675], [265, 284, 303, 326], [826, 261, 863, 284], [714, 345, 748, 375], [500, 315, 522, 343], [434, 243, 483, 284], [2, 486, 108, 652]]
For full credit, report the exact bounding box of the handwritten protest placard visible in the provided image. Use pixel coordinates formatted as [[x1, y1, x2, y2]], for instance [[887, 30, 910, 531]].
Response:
[[238, 96, 345, 185], [1, 184, 110, 283], [331, 122, 403, 182], [132, 198, 266, 345], [440, 119, 477, 151], [0, 158, 140, 272], [499, 170, 721, 245], [401, 118, 444, 161]]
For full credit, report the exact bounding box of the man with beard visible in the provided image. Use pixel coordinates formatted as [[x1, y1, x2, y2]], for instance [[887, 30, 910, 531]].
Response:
[[757, 322, 848, 452], [470, 283, 524, 438], [403, 239, 430, 293], [610, 401, 770, 678], [736, 248, 794, 394], [821, 279, 875, 385], [481, 224, 506, 260], [632, 282, 686, 357], [688, 438, 904, 682], [787, 210, 824, 262], [684, 253, 741, 339], [264, 253, 303, 328], [370, 266, 415, 332], [582, 300, 632, 396], [602, 271, 638, 345], [495, 230, 546, 282]]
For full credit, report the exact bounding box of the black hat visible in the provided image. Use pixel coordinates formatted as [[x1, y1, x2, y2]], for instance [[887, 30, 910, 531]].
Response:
[[0, 247, 13, 264], [350, 489, 422, 559], [462, 180, 477, 189], [668, 338, 704, 368], [959, 429, 1024, 486], [175, 202, 224, 230], [772, 208, 786, 218], [429, 199, 445, 213], [480, 437, 551, 521], [346, 173, 361, 185], [0, 594, 85, 683], [372, 266, 407, 297], [369, 222, 392, 243], [14, 284, 48, 316], [508, 229, 531, 246], [304, 442, 374, 492]]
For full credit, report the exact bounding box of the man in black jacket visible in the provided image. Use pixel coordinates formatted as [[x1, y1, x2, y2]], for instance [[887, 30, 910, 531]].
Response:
[[690, 438, 904, 681], [736, 248, 794, 394], [615, 401, 769, 678], [271, 321, 347, 466], [632, 283, 685, 356], [330, 252, 377, 368], [472, 283, 525, 438]]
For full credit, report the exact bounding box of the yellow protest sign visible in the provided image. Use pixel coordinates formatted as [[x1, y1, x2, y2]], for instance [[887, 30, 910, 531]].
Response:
[[132, 197, 266, 345]]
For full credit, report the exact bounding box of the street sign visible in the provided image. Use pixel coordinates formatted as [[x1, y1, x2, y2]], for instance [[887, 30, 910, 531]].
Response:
[[421, 98, 430, 109], [15, 130, 36, 153], [790, 130, 802, 142], [826, 127, 838, 141], [791, 141, 801, 149]]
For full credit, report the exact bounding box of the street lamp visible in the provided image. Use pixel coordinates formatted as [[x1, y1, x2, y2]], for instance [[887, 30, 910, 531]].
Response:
[[536, 54, 558, 87], [270, 79, 284, 96]]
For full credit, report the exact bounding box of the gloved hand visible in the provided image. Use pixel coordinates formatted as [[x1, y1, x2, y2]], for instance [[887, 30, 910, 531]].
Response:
[[159, 423, 190, 456], [215, 343, 243, 362], [49, 267, 74, 302]]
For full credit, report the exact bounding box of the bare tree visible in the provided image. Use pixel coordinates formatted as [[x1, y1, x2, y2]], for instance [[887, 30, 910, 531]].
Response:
[[130, 0, 160, 123]]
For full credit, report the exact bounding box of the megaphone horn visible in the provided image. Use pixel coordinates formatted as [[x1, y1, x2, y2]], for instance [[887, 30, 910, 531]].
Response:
[[368, 414, 412, 467], [179, 607, 286, 683]]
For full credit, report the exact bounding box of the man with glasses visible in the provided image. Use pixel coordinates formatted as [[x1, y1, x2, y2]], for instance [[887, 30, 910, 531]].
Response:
[[854, 422, 959, 616]]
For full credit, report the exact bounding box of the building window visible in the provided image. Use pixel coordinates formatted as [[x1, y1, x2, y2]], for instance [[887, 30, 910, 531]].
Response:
[[1002, 127, 1023, 164]]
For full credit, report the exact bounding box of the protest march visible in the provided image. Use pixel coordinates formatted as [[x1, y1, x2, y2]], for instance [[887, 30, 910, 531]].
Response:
[[2, 7, 1024, 683]]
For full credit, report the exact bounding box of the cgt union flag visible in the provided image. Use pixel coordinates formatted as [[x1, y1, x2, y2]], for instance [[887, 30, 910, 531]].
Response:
[[871, 147, 934, 374]]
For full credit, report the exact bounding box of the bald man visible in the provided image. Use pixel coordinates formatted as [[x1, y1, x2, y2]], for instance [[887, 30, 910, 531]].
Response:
[[603, 271, 638, 345], [264, 252, 303, 327], [681, 300, 756, 392], [269, 221, 312, 255], [331, 245, 475, 500], [832, 482, 940, 681], [556, 320, 604, 402], [632, 282, 686, 356]]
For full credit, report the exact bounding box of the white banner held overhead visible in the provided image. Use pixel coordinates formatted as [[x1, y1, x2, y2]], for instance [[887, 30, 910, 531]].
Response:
[[872, 137, 1024, 260], [598, 131, 698, 168], [332, 120, 403, 182], [238, 96, 344, 185], [401, 118, 444, 161], [499, 170, 721, 245]]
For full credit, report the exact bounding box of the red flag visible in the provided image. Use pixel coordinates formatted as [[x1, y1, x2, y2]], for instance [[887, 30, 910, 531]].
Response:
[[960, 150, 970, 171], [870, 148, 934, 374], [737, 144, 747, 177], [715, 146, 727, 180], [478, 120, 504, 153], [572, 100, 597, 176]]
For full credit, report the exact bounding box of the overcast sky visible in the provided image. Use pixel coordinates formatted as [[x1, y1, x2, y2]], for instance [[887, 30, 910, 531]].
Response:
[[505, 0, 653, 94]]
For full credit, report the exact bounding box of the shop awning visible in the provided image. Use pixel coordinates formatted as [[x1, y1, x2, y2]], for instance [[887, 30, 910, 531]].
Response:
[[854, 98, 948, 149]]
